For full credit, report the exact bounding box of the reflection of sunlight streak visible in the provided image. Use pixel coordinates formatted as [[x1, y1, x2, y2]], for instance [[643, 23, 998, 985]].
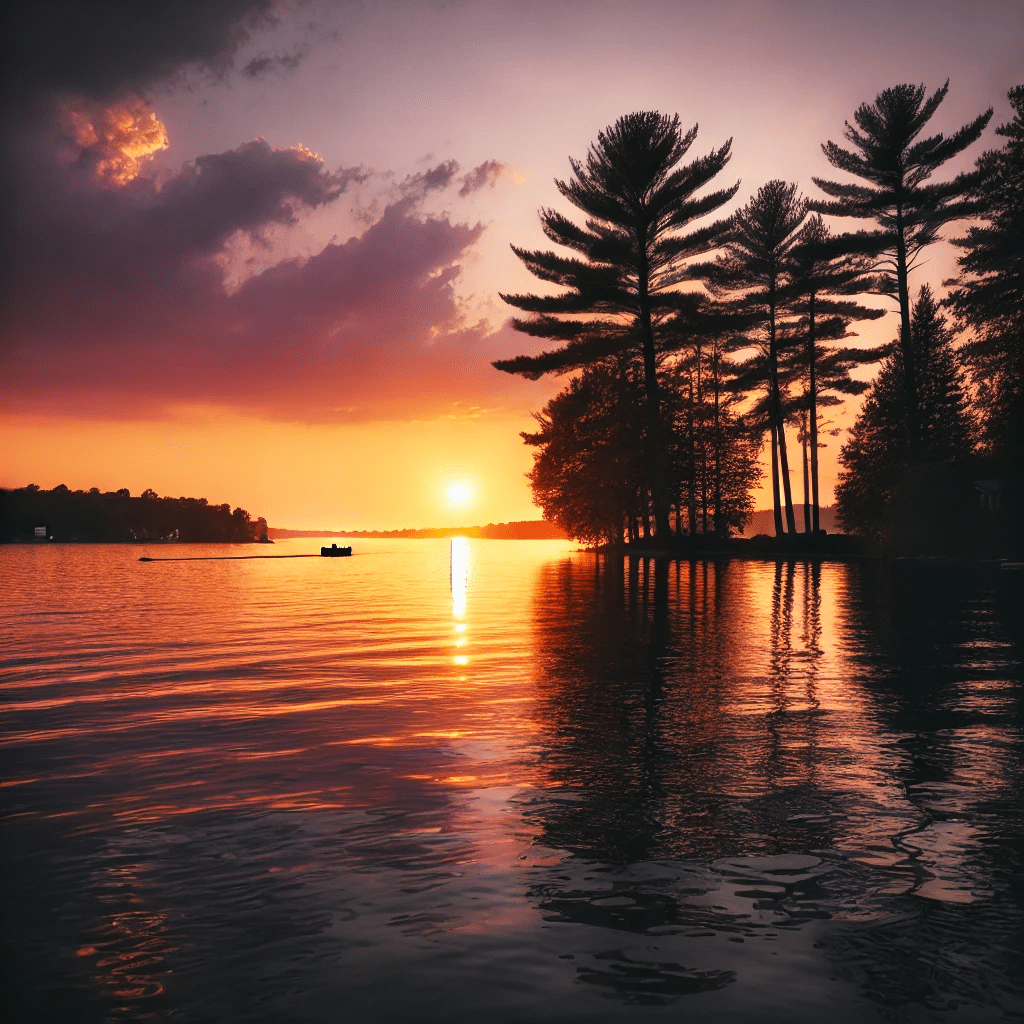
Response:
[[451, 538, 470, 667], [450, 538, 469, 619]]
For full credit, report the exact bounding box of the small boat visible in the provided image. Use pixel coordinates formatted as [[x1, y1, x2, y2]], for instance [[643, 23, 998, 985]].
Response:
[[321, 543, 352, 557]]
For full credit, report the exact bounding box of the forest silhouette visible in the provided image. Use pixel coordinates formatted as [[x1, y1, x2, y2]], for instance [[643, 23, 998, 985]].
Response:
[[0, 484, 269, 543], [496, 83, 1023, 558]]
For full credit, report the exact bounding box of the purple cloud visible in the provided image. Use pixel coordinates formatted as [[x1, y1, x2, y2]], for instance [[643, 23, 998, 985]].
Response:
[[400, 159, 461, 200], [1, 128, 531, 423], [459, 160, 505, 197]]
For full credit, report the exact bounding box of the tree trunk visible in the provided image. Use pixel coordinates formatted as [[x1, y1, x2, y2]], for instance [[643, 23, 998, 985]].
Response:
[[895, 198, 920, 458], [802, 410, 811, 534], [697, 341, 708, 536], [636, 236, 671, 540], [768, 280, 798, 535], [777, 413, 798, 536], [808, 290, 821, 533], [771, 421, 784, 536], [713, 344, 723, 537], [686, 378, 697, 538]]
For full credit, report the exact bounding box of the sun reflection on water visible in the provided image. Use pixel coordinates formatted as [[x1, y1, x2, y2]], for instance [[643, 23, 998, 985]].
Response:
[[451, 537, 470, 666]]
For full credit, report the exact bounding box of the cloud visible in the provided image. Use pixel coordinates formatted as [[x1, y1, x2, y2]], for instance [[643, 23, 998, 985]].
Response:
[[58, 95, 170, 185], [1, 119, 532, 423], [243, 46, 307, 79], [459, 160, 505, 197], [3, 201, 533, 423], [5, 126, 365, 310], [2, 0, 276, 110], [0, 10, 532, 427], [400, 159, 461, 200]]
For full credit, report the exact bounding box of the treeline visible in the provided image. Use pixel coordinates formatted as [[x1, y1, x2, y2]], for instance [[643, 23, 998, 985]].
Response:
[[269, 521, 567, 540], [0, 484, 269, 543], [496, 83, 1022, 556]]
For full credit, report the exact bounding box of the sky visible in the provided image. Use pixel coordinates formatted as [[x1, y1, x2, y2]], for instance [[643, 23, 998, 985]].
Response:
[[1, 0, 1021, 530]]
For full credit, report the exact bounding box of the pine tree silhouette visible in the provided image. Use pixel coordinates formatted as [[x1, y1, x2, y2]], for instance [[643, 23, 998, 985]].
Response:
[[812, 82, 991, 455], [947, 85, 1024, 549], [494, 112, 738, 539], [837, 285, 975, 550]]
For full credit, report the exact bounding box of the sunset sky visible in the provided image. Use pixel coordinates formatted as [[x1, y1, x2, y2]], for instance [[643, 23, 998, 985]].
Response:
[[2, 0, 1021, 530]]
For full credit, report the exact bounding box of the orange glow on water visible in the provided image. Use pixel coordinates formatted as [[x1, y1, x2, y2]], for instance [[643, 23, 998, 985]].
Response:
[[1, 540, 1018, 877], [4, 538, 1021, 1023]]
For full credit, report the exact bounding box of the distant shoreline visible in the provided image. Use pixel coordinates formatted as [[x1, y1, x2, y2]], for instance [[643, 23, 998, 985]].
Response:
[[268, 520, 567, 541]]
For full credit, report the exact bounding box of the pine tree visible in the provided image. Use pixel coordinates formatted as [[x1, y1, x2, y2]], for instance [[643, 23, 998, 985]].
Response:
[[493, 112, 738, 539], [786, 214, 887, 532], [836, 285, 975, 550], [703, 180, 807, 537], [811, 82, 992, 453], [947, 85, 1024, 545]]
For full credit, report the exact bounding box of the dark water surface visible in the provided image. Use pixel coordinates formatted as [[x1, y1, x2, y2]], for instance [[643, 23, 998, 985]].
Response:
[[2, 540, 1023, 1023]]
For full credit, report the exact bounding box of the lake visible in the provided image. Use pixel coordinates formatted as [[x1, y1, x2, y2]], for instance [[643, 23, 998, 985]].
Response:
[[2, 539, 1022, 1022]]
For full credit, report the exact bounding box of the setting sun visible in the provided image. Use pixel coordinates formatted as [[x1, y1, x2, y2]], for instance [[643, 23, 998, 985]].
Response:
[[447, 482, 472, 506]]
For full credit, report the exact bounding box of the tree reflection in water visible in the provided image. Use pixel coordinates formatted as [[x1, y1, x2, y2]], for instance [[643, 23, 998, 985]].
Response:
[[524, 555, 1023, 1015]]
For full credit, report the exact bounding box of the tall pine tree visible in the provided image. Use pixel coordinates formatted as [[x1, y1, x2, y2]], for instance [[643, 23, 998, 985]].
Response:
[[786, 214, 887, 532], [811, 82, 991, 454], [947, 85, 1024, 549], [703, 180, 808, 537], [493, 112, 738, 539]]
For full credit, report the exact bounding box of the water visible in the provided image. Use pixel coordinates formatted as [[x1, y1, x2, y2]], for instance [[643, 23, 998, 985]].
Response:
[[2, 540, 1022, 1023]]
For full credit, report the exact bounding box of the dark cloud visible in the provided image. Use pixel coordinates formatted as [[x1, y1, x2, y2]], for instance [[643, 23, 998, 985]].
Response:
[[1, 134, 530, 423], [459, 160, 504, 197], [140, 140, 362, 258], [243, 46, 307, 79], [5, 132, 365, 310], [1, 0, 275, 109]]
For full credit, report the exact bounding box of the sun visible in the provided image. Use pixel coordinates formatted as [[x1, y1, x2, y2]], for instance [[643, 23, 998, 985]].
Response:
[[447, 482, 472, 506]]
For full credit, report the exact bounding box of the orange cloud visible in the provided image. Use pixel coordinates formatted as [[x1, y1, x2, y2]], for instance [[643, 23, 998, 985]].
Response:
[[59, 95, 169, 185]]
